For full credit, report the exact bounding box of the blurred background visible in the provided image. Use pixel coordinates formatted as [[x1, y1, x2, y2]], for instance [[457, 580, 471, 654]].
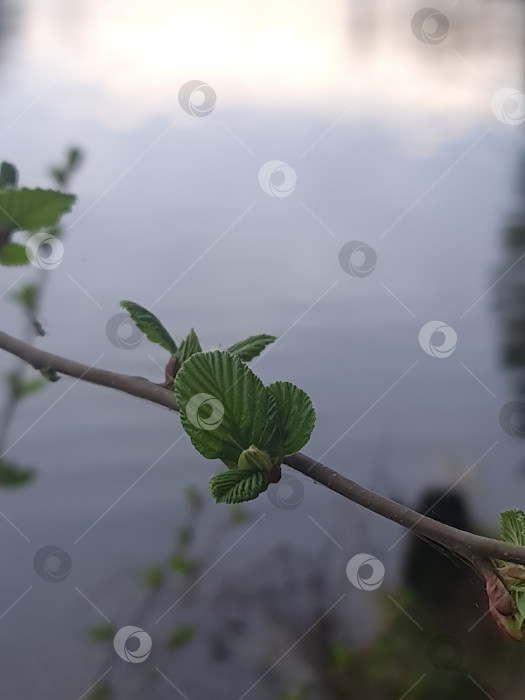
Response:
[[0, 0, 524, 698]]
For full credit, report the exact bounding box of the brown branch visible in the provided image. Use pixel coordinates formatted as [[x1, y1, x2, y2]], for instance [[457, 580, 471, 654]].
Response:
[[0, 331, 178, 411], [1, 330, 524, 567], [285, 454, 525, 566]]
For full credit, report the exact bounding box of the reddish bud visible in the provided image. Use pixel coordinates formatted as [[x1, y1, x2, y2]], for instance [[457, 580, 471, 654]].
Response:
[[268, 465, 282, 483]]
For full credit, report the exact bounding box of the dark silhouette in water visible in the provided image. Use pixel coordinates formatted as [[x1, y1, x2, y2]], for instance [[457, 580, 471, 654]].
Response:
[[404, 489, 473, 608]]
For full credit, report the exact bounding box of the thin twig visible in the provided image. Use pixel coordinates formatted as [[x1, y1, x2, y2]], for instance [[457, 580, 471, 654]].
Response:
[[0, 331, 178, 411]]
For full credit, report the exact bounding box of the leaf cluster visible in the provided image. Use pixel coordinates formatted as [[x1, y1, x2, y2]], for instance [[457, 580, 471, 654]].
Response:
[[119, 301, 315, 504]]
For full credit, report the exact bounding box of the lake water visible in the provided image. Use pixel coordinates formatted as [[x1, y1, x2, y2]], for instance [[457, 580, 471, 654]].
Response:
[[0, 1, 524, 698]]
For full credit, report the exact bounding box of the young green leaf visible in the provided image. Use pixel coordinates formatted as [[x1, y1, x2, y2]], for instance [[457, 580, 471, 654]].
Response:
[[237, 446, 273, 472], [89, 682, 112, 700], [177, 328, 202, 364], [0, 162, 18, 189], [514, 590, 525, 630], [167, 625, 195, 648], [145, 566, 164, 589], [120, 300, 177, 355], [88, 622, 115, 642], [0, 460, 34, 487], [7, 372, 46, 399], [50, 167, 66, 187], [174, 351, 277, 463], [229, 504, 250, 524], [498, 510, 525, 637], [185, 486, 203, 510], [266, 381, 316, 457], [67, 147, 83, 170], [11, 283, 37, 311], [209, 468, 269, 504], [177, 525, 193, 548], [331, 642, 354, 670], [0, 188, 75, 231], [171, 555, 194, 575], [0, 242, 28, 266], [501, 510, 525, 547], [226, 334, 276, 362]]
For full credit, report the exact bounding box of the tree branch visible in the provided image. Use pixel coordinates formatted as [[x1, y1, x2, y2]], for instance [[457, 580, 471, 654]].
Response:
[[285, 454, 523, 566], [0, 329, 523, 568], [0, 331, 178, 411]]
